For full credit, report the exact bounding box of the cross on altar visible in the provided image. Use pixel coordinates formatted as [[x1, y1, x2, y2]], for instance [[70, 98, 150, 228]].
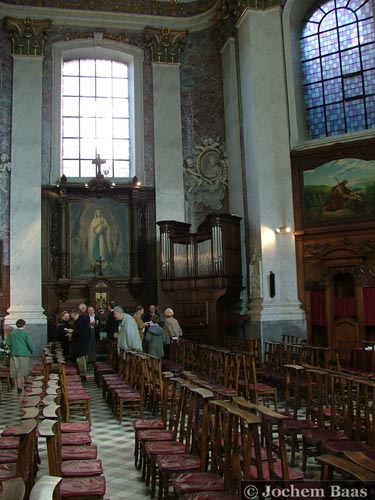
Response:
[[92, 154, 106, 177], [96, 256, 105, 276]]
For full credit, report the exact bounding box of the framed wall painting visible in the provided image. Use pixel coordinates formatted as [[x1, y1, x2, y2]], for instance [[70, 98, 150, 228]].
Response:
[[70, 197, 129, 278], [303, 158, 375, 226]]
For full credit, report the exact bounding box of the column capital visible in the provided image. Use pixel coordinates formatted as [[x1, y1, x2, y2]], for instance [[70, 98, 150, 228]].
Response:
[[145, 27, 187, 64], [4, 17, 51, 56]]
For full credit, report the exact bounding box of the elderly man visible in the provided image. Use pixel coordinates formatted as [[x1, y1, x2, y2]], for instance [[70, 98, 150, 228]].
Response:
[[70, 309, 90, 381], [113, 305, 142, 351]]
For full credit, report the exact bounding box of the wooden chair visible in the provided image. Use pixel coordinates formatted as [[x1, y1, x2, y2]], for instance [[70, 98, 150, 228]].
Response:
[[0, 477, 25, 500], [59, 362, 91, 423], [39, 418, 106, 500]]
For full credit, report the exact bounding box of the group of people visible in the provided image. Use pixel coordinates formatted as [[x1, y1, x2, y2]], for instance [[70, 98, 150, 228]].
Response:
[[55, 302, 183, 380], [3, 302, 183, 392]]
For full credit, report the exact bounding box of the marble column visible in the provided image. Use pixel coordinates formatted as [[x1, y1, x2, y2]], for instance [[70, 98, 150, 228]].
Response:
[[6, 55, 46, 354], [236, 8, 306, 343]]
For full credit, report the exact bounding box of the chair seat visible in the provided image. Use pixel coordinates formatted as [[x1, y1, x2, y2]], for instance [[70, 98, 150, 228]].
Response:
[[61, 422, 91, 433], [250, 461, 304, 481], [0, 449, 18, 464], [302, 429, 349, 444], [62, 445, 98, 460], [61, 459, 103, 477], [157, 453, 201, 471], [0, 437, 19, 449], [1, 426, 20, 437], [284, 419, 318, 432], [137, 429, 175, 442], [323, 440, 373, 455], [145, 441, 185, 456], [0, 463, 16, 480], [133, 419, 164, 431], [172, 472, 224, 495], [68, 392, 91, 401], [183, 493, 239, 500], [61, 432, 92, 446], [60, 475, 106, 498]]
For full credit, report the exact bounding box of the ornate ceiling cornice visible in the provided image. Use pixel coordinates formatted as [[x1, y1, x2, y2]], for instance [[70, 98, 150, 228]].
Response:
[[0, 0, 218, 17]]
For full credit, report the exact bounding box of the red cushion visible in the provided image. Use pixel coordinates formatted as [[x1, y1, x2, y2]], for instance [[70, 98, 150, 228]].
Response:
[[1, 426, 20, 437], [0, 463, 16, 480], [250, 461, 304, 481], [183, 494, 239, 500], [145, 441, 185, 455], [60, 476, 106, 498], [61, 433, 92, 446], [172, 472, 224, 495], [62, 459, 103, 477], [137, 430, 174, 442], [68, 392, 90, 401], [62, 445, 97, 460], [133, 419, 164, 431], [284, 419, 318, 432], [0, 437, 20, 449], [302, 429, 348, 444], [323, 440, 373, 455], [157, 453, 201, 471], [61, 422, 91, 433], [0, 450, 18, 464]]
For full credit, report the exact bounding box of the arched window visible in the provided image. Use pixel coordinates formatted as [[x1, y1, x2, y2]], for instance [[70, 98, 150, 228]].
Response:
[[52, 38, 144, 182], [62, 59, 130, 178], [300, 0, 375, 139]]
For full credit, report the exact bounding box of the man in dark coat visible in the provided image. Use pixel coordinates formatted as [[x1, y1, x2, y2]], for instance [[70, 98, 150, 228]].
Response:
[[70, 310, 90, 381], [105, 301, 119, 340]]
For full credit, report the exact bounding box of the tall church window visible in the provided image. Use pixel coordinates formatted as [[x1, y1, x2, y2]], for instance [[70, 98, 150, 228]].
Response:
[[300, 0, 375, 139], [62, 59, 130, 178]]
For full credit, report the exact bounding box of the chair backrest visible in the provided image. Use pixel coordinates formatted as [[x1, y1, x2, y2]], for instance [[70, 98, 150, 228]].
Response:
[[0, 477, 25, 500], [14, 418, 38, 498], [29, 475, 62, 500]]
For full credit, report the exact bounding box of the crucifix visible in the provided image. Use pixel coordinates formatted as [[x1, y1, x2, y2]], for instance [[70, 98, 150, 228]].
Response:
[[96, 256, 105, 276], [92, 153, 106, 177]]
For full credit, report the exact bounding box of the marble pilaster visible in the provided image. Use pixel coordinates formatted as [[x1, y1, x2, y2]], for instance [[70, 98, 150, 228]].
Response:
[[6, 56, 46, 354], [236, 8, 306, 342], [153, 63, 185, 223]]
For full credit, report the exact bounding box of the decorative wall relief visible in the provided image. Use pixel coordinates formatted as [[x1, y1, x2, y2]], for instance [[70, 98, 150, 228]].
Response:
[[183, 137, 228, 228], [0, 154, 10, 262]]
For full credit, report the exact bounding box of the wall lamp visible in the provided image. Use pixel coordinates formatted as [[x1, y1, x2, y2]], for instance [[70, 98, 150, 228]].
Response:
[[275, 224, 291, 235]]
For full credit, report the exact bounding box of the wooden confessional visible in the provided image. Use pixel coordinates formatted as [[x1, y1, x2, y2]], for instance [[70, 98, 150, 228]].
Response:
[[292, 138, 375, 350], [157, 214, 243, 346]]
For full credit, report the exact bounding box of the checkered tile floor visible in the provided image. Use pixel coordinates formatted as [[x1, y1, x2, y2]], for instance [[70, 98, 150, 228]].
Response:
[[0, 367, 321, 500]]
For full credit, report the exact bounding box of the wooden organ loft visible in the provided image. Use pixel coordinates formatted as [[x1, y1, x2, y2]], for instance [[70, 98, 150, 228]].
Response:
[[157, 214, 243, 346]]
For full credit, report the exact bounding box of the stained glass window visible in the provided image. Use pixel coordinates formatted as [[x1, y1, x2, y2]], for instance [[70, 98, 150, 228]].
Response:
[[62, 59, 130, 178], [300, 0, 375, 139]]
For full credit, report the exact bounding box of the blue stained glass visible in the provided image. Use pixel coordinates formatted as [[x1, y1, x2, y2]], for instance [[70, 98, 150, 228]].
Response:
[[320, 30, 339, 55], [302, 60, 322, 83], [322, 54, 341, 79], [358, 19, 375, 44], [356, 1, 373, 19], [347, 0, 364, 11], [309, 7, 326, 24], [320, 11, 337, 30], [326, 102, 346, 134], [300, 35, 320, 61], [335, 0, 350, 7], [364, 69, 375, 94], [302, 21, 319, 38], [345, 99, 366, 131], [324, 78, 343, 103], [339, 24, 360, 49], [343, 74, 364, 98], [306, 106, 326, 139], [337, 7, 357, 26], [361, 43, 375, 70], [305, 82, 324, 108], [365, 96, 375, 127], [341, 47, 361, 73], [319, 0, 335, 13]]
